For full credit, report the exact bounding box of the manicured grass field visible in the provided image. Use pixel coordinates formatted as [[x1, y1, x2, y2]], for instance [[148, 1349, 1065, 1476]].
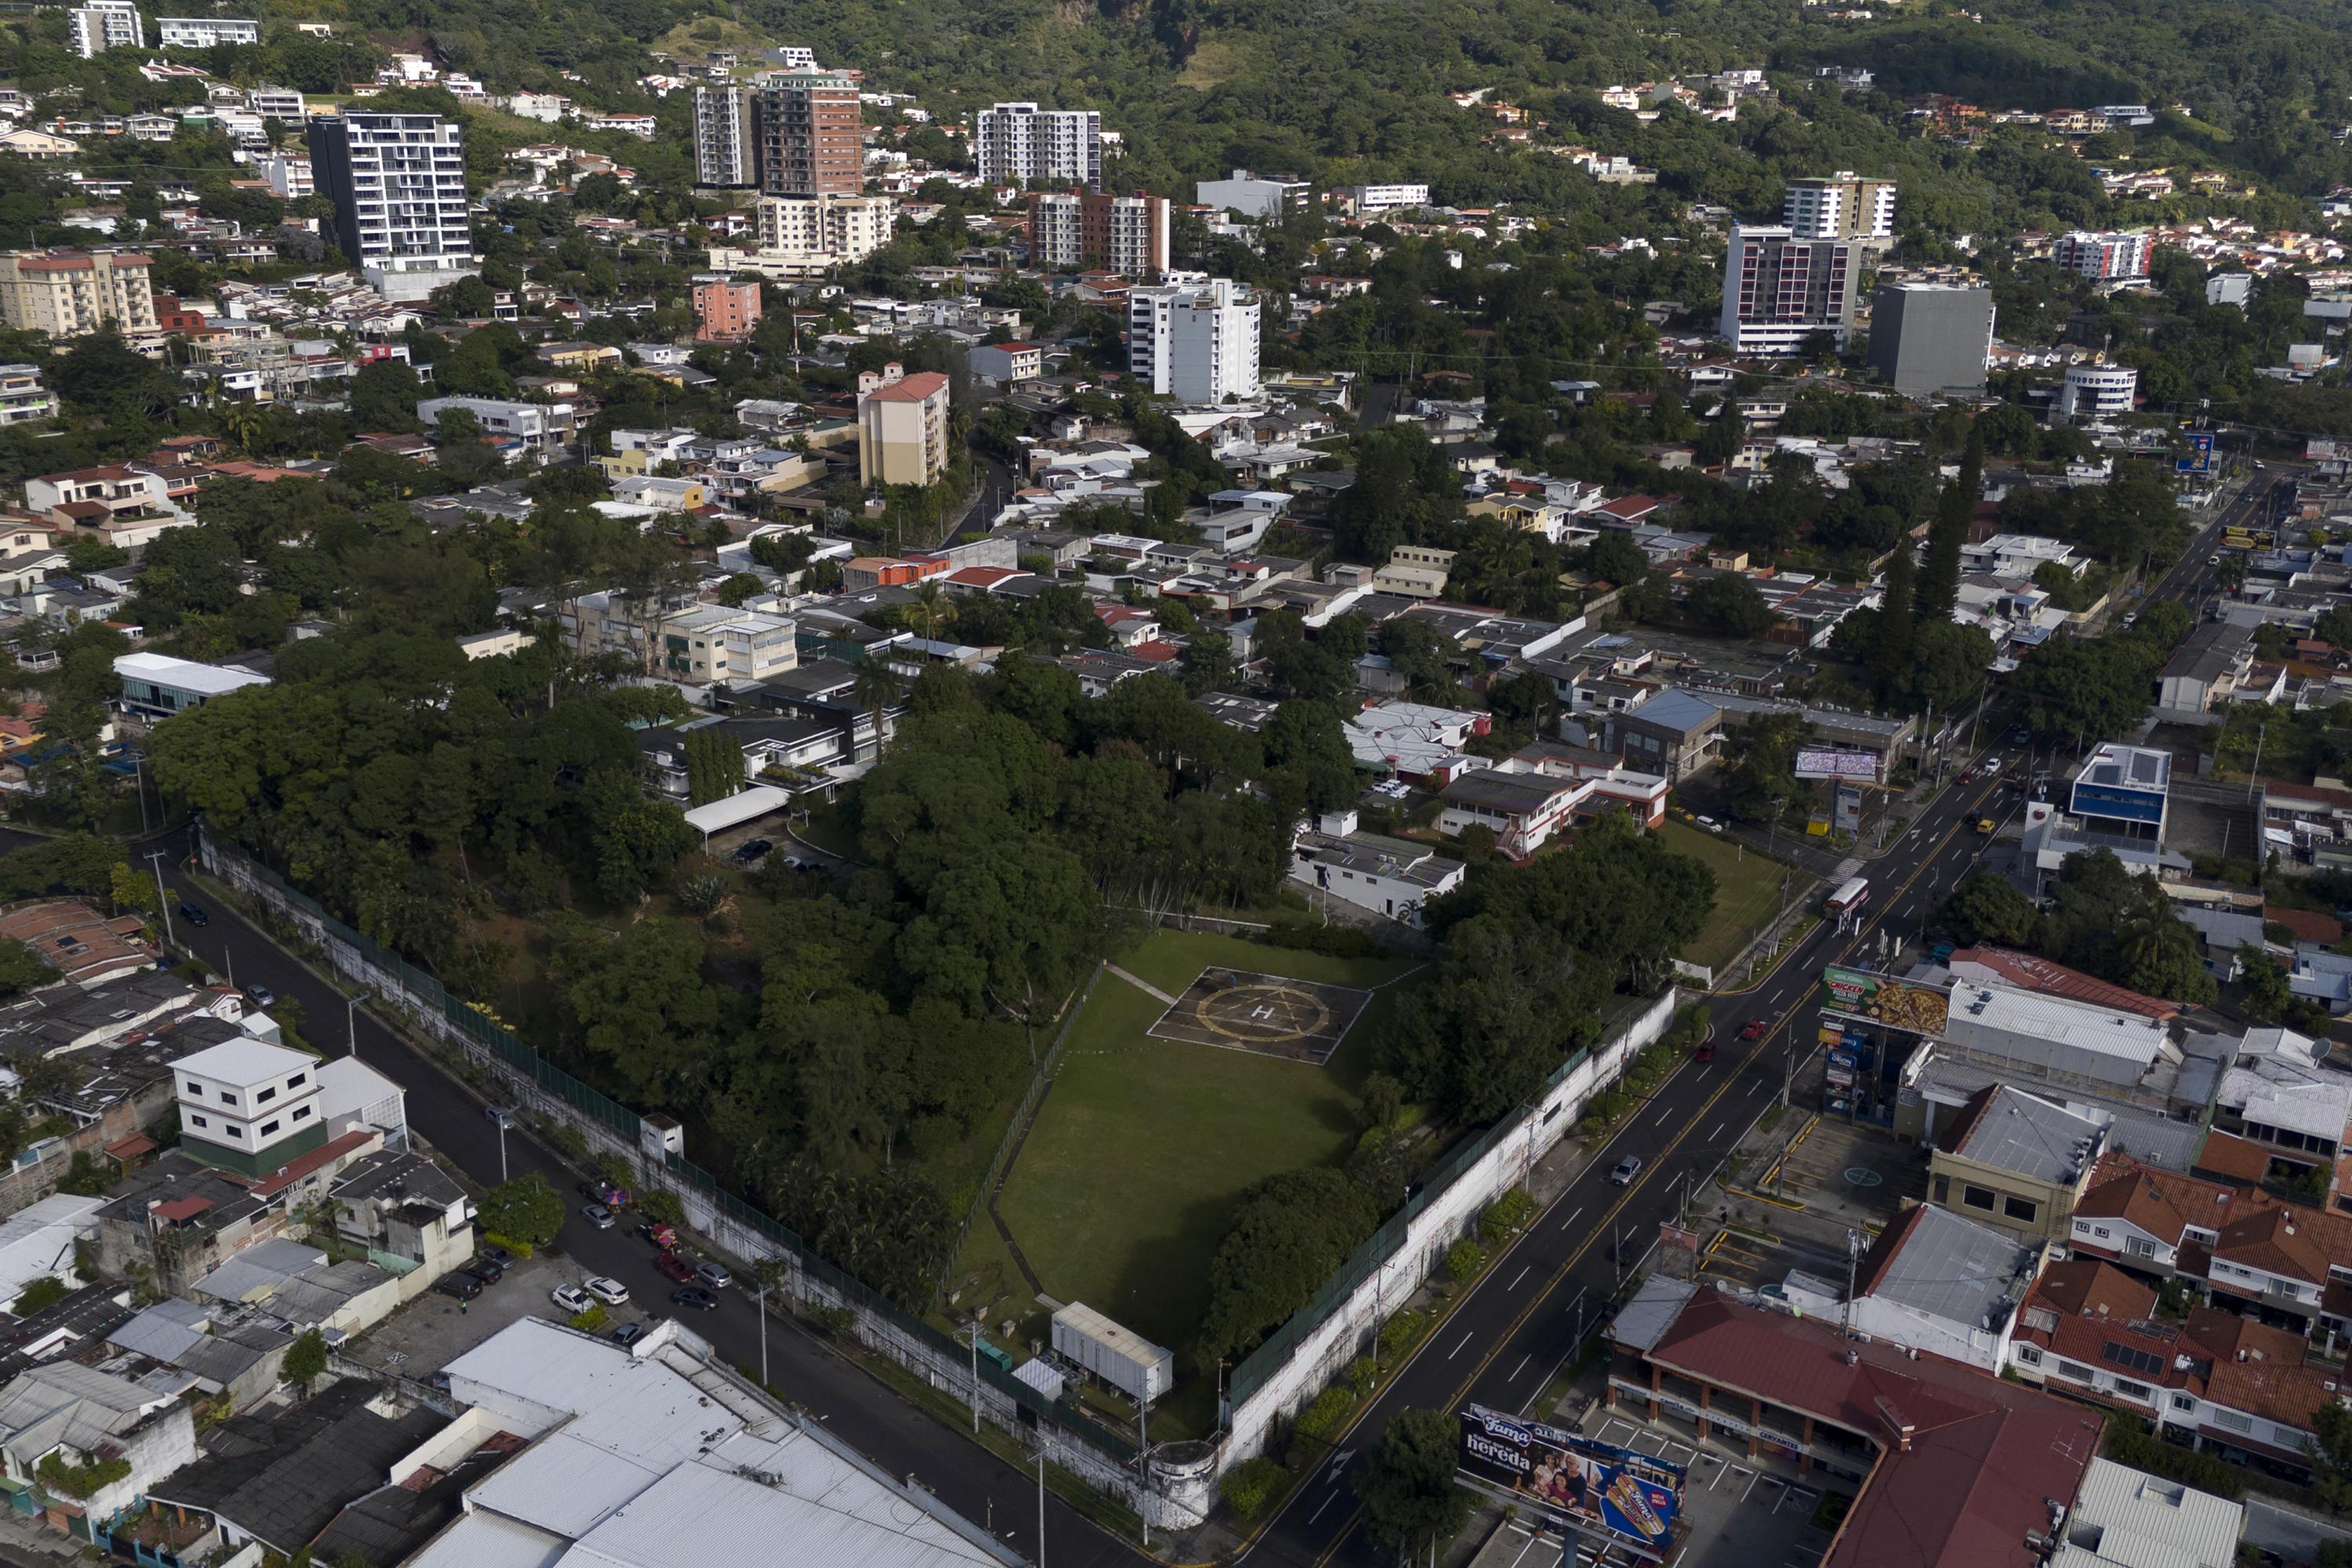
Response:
[[950, 932, 1417, 1433], [1657, 818, 1798, 975]]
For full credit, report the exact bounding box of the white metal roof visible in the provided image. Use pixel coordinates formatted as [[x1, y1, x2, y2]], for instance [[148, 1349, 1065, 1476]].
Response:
[[2053, 1456, 2242, 1568], [681, 784, 792, 838], [1958, 984, 2177, 1067], [171, 1036, 314, 1086], [406, 1510, 570, 1568], [111, 651, 272, 698]]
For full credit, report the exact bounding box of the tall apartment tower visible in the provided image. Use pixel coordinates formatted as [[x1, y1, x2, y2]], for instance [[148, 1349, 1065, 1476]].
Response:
[[757, 72, 863, 198], [305, 112, 477, 299], [693, 82, 760, 188], [1127, 276, 1259, 404], [2052, 230, 2153, 282], [1026, 191, 1168, 276], [1719, 225, 1858, 357], [975, 103, 1102, 191], [1781, 172, 1896, 241], [67, 0, 143, 56], [0, 250, 158, 336]]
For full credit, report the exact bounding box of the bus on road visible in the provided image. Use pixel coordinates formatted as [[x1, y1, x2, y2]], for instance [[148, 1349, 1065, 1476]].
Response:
[[1826, 877, 1870, 920]]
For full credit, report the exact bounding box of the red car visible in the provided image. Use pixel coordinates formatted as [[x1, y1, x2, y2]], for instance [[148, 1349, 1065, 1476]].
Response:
[[655, 1250, 695, 1285], [1740, 1019, 1769, 1041]]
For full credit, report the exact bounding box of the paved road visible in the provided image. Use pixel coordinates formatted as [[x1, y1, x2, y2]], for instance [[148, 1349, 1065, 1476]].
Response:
[[1243, 757, 2026, 1567], [81, 825, 1135, 1568]]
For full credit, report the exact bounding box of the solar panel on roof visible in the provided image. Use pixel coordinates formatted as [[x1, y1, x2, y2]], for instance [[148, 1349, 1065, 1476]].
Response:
[[2100, 1340, 2163, 1377]]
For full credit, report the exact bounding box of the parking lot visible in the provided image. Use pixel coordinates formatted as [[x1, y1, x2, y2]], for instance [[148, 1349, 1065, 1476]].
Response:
[[340, 1246, 654, 1380], [1704, 1117, 1926, 1294], [1583, 1410, 1839, 1568]]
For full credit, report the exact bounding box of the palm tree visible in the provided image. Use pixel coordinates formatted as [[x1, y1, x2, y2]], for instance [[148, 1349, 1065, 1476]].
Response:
[[851, 660, 901, 760], [911, 581, 950, 645], [217, 401, 266, 458]]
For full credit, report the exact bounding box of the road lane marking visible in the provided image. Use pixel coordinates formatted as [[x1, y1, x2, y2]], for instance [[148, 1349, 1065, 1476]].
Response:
[[1506, 1265, 1530, 1291], [1708, 1122, 1726, 1141], [1557, 1206, 1583, 1232], [1307, 1490, 1342, 1525], [1508, 1353, 1530, 1382], [1448, 1331, 1474, 1359]]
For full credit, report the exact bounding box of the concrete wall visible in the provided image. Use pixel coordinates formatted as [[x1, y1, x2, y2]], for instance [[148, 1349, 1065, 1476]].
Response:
[[1221, 987, 1679, 1465]]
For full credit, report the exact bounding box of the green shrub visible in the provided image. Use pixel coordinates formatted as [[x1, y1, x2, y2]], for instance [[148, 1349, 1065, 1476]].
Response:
[[640, 1189, 684, 1226], [1346, 1356, 1379, 1397], [1446, 1238, 1486, 1283], [2103, 1419, 2244, 1499], [569, 1305, 610, 1334], [1220, 1457, 1287, 1522], [481, 1232, 534, 1260], [539, 1121, 590, 1165], [36, 1452, 129, 1499], [593, 1153, 635, 1190], [1294, 1385, 1356, 1443], [1263, 919, 1387, 958], [1479, 1189, 1534, 1247], [12, 1276, 67, 1316], [1377, 1309, 1428, 1361], [814, 1305, 856, 1337]]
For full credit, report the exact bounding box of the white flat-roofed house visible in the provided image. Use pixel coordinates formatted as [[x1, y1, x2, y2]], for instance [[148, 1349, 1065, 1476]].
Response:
[[112, 652, 270, 719], [1290, 826, 1465, 927]]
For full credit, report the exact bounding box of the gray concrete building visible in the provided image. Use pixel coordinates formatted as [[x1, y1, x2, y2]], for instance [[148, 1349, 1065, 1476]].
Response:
[[1869, 281, 1994, 397]]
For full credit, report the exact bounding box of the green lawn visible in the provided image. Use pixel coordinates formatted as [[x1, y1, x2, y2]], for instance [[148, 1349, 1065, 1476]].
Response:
[[953, 932, 1417, 1436], [1657, 819, 1797, 975]]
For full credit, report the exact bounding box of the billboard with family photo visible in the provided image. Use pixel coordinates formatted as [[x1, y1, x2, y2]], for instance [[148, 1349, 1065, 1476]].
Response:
[[1456, 1404, 1683, 1555]]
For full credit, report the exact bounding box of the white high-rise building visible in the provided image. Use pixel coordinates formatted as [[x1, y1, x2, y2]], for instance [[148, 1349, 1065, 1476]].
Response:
[[753, 193, 895, 261], [694, 82, 759, 188], [1781, 172, 1896, 241], [156, 16, 260, 47], [305, 112, 477, 300], [975, 102, 1102, 190], [2056, 363, 2138, 423], [1718, 224, 1858, 357], [1128, 276, 1259, 404], [2052, 230, 2153, 282], [67, 0, 142, 56]]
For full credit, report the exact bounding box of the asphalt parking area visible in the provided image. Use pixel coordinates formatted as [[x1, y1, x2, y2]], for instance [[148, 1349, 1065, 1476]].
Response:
[[1584, 1412, 1839, 1568], [342, 1250, 650, 1377]]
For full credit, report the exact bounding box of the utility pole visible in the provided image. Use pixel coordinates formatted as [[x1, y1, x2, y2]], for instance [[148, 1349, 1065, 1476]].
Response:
[[1842, 1229, 1861, 1341], [495, 1116, 508, 1182], [960, 1319, 982, 1436], [1138, 1395, 1153, 1549], [145, 850, 174, 949], [1035, 1429, 1050, 1568], [2247, 721, 2267, 799], [754, 1272, 770, 1388], [347, 993, 359, 1058]]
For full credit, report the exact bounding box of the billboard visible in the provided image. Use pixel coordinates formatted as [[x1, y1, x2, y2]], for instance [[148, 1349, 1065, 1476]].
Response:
[[1795, 749, 1880, 782], [2221, 526, 2277, 551], [2174, 432, 2214, 475], [1835, 782, 1863, 834], [1826, 1047, 1859, 1088], [1820, 966, 1950, 1036], [1457, 1406, 1683, 1553]]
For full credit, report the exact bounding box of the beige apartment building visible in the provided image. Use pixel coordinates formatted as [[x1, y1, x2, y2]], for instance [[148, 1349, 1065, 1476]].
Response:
[[856, 362, 951, 488], [0, 250, 159, 337]]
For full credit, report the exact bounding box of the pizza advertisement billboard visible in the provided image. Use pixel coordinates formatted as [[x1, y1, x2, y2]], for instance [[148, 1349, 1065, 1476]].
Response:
[[1819, 966, 1951, 1036], [1457, 1405, 1682, 1554]]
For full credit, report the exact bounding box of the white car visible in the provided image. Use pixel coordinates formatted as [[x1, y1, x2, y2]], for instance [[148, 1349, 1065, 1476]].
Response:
[[550, 1284, 593, 1315], [584, 1276, 630, 1306]]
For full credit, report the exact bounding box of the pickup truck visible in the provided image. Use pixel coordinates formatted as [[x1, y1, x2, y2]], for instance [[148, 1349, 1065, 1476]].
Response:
[[1929, 942, 1956, 964]]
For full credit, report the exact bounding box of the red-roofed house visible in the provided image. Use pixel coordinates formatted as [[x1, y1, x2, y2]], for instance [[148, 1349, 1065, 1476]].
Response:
[[2267, 906, 2344, 947], [1609, 1280, 2103, 1568], [939, 564, 1029, 596], [1593, 493, 1665, 524]]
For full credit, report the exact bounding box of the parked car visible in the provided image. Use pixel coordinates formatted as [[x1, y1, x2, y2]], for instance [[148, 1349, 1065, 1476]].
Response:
[[580, 1203, 614, 1230], [655, 1250, 696, 1285], [731, 839, 772, 865], [694, 1261, 733, 1291], [245, 983, 276, 1010], [463, 1259, 503, 1287], [670, 1287, 720, 1312], [609, 1322, 648, 1348], [434, 1274, 482, 1301], [485, 1106, 516, 1131], [584, 1276, 630, 1306], [178, 903, 209, 927], [550, 1284, 593, 1315], [1610, 1156, 1643, 1185], [476, 1243, 513, 1270]]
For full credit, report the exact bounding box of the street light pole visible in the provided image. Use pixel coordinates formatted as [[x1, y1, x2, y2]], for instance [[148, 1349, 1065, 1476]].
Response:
[[145, 850, 174, 949], [496, 1119, 508, 1182], [961, 1321, 982, 1436], [755, 1276, 769, 1388], [347, 993, 358, 1058]]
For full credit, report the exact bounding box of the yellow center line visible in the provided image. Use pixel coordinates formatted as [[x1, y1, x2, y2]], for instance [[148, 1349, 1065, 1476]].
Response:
[[1293, 782, 1990, 1566]]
